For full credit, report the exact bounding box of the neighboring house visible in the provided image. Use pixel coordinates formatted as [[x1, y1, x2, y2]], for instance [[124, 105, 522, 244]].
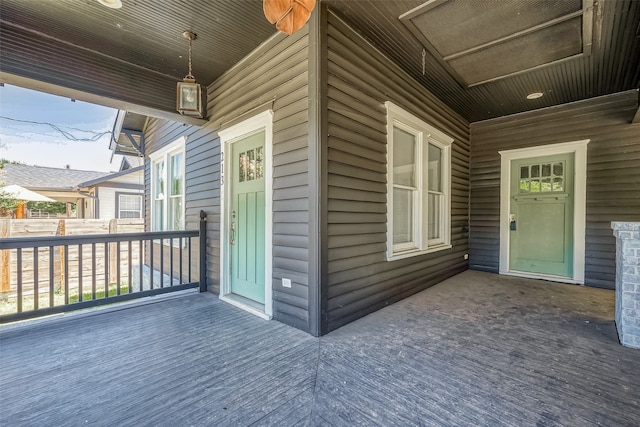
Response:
[[3, 2, 639, 336], [77, 165, 144, 220], [0, 163, 143, 219]]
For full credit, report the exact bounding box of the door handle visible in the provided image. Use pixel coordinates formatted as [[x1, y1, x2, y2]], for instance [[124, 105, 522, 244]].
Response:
[[509, 214, 516, 231], [230, 210, 236, 245]]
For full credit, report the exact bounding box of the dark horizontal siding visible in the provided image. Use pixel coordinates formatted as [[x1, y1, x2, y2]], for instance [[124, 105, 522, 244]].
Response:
[[208, 29, 311, 333], [324, 12, 470, 333], [469, 90, 640, 288], [143, 119, 220, 290]]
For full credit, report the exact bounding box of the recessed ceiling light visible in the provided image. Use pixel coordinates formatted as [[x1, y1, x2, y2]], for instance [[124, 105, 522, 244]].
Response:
[[526, 92, 544, 100], [96, 0, 122, 9]]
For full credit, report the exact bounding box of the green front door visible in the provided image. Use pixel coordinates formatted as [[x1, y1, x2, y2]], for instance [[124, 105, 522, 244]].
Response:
[[509, 153, 574, 277], [230, 131, 266, 304]]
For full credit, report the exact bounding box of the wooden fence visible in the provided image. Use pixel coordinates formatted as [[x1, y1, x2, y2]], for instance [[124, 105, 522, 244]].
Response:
[[0, 219, 144, 295]]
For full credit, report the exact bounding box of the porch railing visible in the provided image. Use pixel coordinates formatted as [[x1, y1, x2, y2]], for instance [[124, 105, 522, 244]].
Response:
[[0, 211, 207, 323]]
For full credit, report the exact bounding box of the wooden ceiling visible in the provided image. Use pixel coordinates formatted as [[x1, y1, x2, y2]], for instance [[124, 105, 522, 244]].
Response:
[[1, 0, 638, 123]]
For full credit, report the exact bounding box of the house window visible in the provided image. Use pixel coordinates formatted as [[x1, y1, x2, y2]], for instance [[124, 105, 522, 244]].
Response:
[[150, 137, 186, 231], [386, 102, 453, 260], [118, 194, 142, 218]]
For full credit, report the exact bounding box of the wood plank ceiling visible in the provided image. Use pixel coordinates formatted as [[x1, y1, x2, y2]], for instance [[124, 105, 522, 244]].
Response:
[[1, 0, 638, 123]]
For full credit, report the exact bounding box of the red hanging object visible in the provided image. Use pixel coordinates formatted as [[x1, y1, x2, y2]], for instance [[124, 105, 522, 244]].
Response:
[[263, 0, 316, 35]]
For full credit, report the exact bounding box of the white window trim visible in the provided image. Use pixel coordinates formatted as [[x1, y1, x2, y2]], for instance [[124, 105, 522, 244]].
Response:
[[149, 136, 186, 232], [386, 102, 453, 261], [498, 139, 589, 284], [218, 110, 273, 319]]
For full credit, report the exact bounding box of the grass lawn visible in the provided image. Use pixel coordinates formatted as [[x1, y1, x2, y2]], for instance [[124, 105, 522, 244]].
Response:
[[0, 284, 131, 316]]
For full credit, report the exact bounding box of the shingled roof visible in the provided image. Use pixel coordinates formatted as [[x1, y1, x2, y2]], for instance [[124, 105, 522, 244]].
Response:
[[0, 164, 111, 190]]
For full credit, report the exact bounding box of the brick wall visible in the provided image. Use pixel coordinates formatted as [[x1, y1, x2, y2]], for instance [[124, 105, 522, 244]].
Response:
[[612, 222, 640, 349]]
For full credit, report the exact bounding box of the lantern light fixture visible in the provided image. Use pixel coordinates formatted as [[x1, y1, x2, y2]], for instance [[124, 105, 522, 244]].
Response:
[[176, 31, 203, 118]]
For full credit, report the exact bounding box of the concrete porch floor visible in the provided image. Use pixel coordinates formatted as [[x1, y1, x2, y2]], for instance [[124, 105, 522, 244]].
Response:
[[1, 270, 638, 426]]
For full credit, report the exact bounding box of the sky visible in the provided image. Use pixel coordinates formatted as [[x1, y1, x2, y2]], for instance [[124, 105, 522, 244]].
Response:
[[0, 84, 122, 172]]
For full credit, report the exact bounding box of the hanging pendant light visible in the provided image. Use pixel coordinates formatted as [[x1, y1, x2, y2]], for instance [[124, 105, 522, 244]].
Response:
[[176, 31, 203, 118]]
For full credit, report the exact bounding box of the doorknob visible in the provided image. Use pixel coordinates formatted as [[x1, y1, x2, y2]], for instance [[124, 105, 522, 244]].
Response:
[[509, 214, 516, 231]]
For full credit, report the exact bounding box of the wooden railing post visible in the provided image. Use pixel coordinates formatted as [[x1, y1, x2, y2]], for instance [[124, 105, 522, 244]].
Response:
[[199, 210, 207, 292], [0, 219, 10, 294]]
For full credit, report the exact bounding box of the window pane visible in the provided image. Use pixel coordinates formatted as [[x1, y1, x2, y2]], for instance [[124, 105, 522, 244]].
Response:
[[393, 187, 413, 245], [553, 177, 564, 192], [428, 144, 442, 192], [553, 162, 563, 177], [256, 147, 264, 179], [239, 152, 246, 182], [153, 200, 164, 231], [119, 195, 141, 219], [520, 166, 529, 179], [428, 192, 441, 240], [154, 160, 165, 198], [168, 197, 183, 231], [542, 163, 551, 177], [531, 164, 540, 178], [393, 127, 416, 187], [170, 152, 183, 196]]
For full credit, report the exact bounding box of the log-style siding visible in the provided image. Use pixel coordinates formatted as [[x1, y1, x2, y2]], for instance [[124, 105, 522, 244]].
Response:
[[469, 90, 640, 288], [208, 29, 313, 332], [143, 119, 217, 286], [323, 12, 471, 333]]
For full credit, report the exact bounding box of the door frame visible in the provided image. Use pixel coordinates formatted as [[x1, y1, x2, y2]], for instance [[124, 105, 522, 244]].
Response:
[[218, 110, 273, 319], [498, 139, 589, 284]]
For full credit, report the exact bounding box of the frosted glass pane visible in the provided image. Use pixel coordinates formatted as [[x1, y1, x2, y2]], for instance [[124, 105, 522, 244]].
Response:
[[393, 127, 416, 187], [393, 187, 413, 245]]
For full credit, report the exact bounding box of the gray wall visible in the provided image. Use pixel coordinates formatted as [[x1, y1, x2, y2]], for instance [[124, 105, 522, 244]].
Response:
[[323, 12, 471, 333], [142, 28, 315, 333], [143, 119, 218, 285], [469, 90, 640, 288], [207, 28, 314, 333]]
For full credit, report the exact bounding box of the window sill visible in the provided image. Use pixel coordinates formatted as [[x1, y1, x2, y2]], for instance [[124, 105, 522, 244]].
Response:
[[386, 244, 452, 261]]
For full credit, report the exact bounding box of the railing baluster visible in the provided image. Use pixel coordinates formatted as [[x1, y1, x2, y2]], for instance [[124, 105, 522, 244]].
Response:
[[116, 242, 121, 296], [169, 238, 174, 287], [33, 247, 39, 310], [17, 249, 22, 313], [188, 238, 192, 283], [64, 245, 69, 305], [139, 239, 143, 292], [49, 246, 54, 307], [78, 244, 83, 302], [127, 240, 132, 294], [91, 243, 96, 300], [179, 237, 183, 285], [104, 242, 109, 298], [160, 238, 164, 288], [150, 239, 154, 290]]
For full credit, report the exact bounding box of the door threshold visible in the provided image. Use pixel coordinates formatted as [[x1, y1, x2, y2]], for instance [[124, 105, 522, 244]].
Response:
[[500, 270, 583, 285], [220, 294, 271, 320]]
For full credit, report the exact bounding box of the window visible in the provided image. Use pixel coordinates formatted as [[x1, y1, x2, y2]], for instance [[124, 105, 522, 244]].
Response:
[[386, 102, 453, 260], [118, 194, 142, 218], [150, 137, 185, 231]]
